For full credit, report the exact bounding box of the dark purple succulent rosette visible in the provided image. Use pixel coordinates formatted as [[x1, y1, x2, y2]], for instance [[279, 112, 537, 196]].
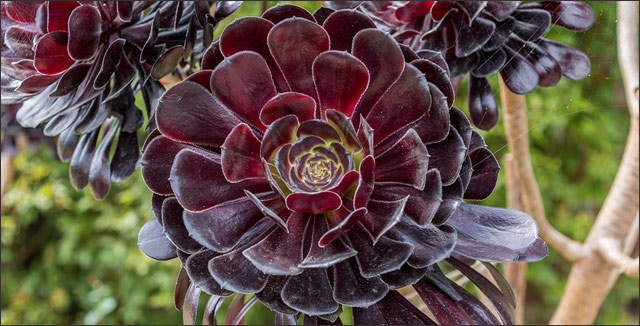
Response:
[[339, 1, 595, 130], [138, 4, 546, 324], [1, 1, 240, 199]]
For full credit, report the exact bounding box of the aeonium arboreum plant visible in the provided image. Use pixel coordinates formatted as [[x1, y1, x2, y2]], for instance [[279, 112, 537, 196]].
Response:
[[137, 4, 547, 325], [334, 1, 594, 130], [1, 1, 240, 199]]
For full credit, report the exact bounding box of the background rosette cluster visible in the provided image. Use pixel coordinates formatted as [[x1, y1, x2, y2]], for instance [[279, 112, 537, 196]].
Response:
[[336, 1, 595, 130], [1, 1, 240, 198], [137, 4, 546, 324]]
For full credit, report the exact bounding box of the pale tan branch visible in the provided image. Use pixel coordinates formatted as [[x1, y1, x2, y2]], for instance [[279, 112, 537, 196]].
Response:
[[499, 80, 587, 262], [549, 2, 640, 324], [598, 237, 639, 279], [504, 154, 528, 324]]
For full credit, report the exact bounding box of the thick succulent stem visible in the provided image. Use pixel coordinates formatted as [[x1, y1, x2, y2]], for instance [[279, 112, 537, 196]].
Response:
[[503, 154, 528, 325], [499, 81, 587, 262], [549, 2, 640, 324]]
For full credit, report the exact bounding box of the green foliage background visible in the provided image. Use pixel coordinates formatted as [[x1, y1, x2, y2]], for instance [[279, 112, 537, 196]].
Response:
[[1, 1, 637, 325]]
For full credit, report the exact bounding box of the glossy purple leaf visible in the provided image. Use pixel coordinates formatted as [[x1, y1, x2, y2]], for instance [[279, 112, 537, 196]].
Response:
[[333, 258, 388, 307], [296, 119, 341, 143], [183, 283, 201, 325], [500, 46, 539, 94], [360, 197, 407, 243], [260, 92, 316, 126], [468, 76, 499, 130], [485, 1, 519, 21], [203, 295, 229, 325], [464, 148, 500, 200], [286, 191, 342, 214], [50, 63, 90, 97], [446, 257, 514, 324], [411, 58, 454, 108], [263, 3, 315, 24], [202, 41, 224, 71], [5, 1, 41, 23], [209, 244, 269, 294], [353, 305, 387, 325], [426, 127, 466, 186], [212, 51, 279, 132], [538, 38, 591, 81], [512, 9, 551, 41], [43, 109, 78, 137], [509, 38, 562, 87], [374, 129, 429, 190], [349, 224, 413, 277], [413, 279, 473, 325], [372, 169, 441, 227], [432, 179, 463, 225], [257, 276, 297, 315], [281, 268, 339, 316], [540, 1, 594, 31], [140, 136, 190, 195], [320, 207, 367, 247], [171, 148, 271, 212], [325, 109, 361, 151], [5, 26, 38, 59], [183, 195, 268, 253], [56, 128, 78, 162], [69, 130, 98, 190], [421, 264, 463, 301], [322, 9, 375, 51], [351, 29, 404, 126], [88, 123, 118, 199], [110, 131, 139, 183], [300, 216, 357, 268], [267, 17, 329, 99], [448, 280, 502, 324], [472, 49, 507, 77], [156, 81, 241, 147], [447, 203, 539, 262], [353, 155, 375, 208], [68, 5, 101, 60], [389, 219, 456, 269], [312, 7, 334, 25], [116, 1, 132, 22], [385, 84, 448, 150], [150, 45, 184, 80], [161, 197, 202, 253], [516, 237, 549, 262], [34, 32, 74, 75], [219, 17, 289, 91], [138, 218, 178, 261], [221, 123, 266, 183], [275, 312, 298, 325], [313, 51, 369, 118], [377, 292, 434, 325], [243, 212, 308, 275], [174, 268, 191, 310], [366, 64, 430, 145], [16, 74, 59, 94], [455, 17, 495, 57], [47, 1, 79, 32], [380, 263, 427, 290]]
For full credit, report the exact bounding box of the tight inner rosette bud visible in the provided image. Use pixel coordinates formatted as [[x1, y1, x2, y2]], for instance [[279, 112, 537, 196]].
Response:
[[138, 4, 546, 324]]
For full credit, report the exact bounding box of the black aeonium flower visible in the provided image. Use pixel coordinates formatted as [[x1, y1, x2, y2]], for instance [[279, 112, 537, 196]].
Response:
[[338, 1, 595, 130], [1, 1, 240, 198], [137, 4, 546, 324]]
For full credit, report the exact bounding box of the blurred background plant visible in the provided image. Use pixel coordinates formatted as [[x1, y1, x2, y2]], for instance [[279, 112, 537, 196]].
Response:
[[1, 1, 637, 325]]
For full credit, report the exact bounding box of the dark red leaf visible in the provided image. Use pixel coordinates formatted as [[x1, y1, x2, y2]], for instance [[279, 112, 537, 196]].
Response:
[[286, 191, 342, 214], [67, 5, 101, 60], [156, 81, 241, 147], [262, 3, 315, 24], [260, 92, 316, 126], [211, 51, 278, 132], [322, 9, 375, 51], [267, 17, 329, 99], [34, 32, 74, 75], [221, 123, 266, 183]]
